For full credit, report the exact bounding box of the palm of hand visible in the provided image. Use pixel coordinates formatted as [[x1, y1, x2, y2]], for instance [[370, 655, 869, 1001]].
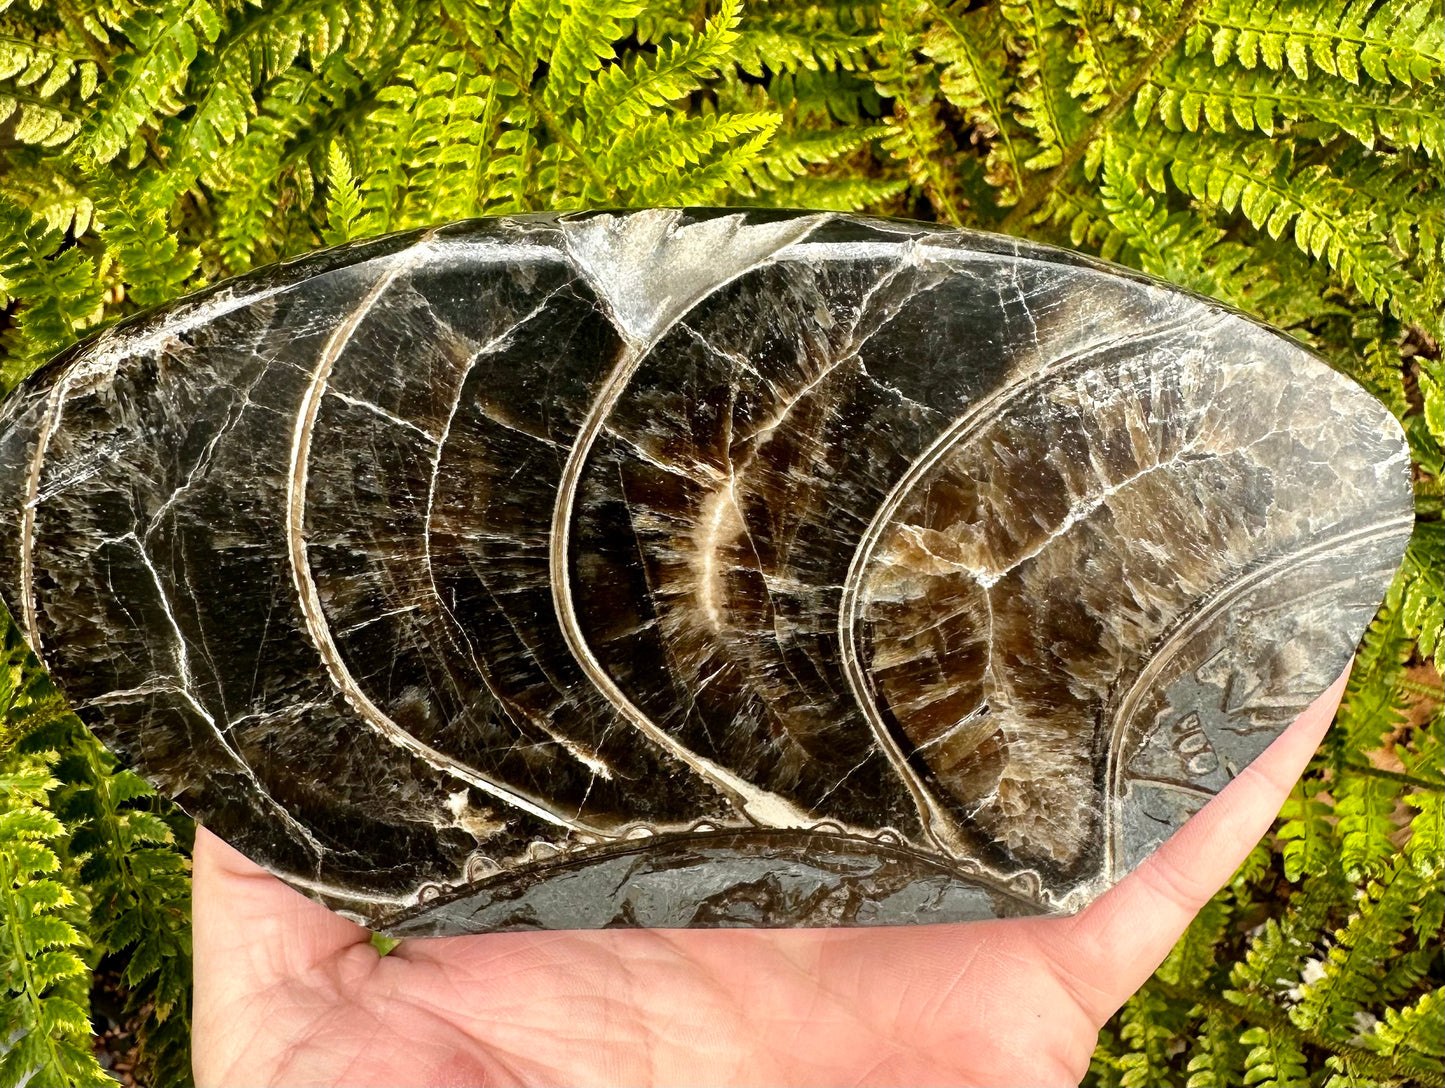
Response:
[[193, 674, 1344, 1088]]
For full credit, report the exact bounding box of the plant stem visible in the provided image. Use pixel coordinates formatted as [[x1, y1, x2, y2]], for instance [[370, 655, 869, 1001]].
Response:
[[1341, 761, 1445, 793], [438, 13, 620, 203], [1398, 677, 1444, 699], [1, 840, 69, 1080], [1001, 0, 1204, 230], [923, 0, 1024, 202], [1153, 980, 1445, 1088]]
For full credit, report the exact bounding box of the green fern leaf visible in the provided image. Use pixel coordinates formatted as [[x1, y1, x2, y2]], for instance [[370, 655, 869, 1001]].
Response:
[[1334, 772, 1403, 881], [1292, 857, 1428, 1043], [1197, 0, 1443, 87], [1278, 781, 1337, 882], [1111, 128, 1437, 335], [0, 751, 113, 1088], [0, 198, 104, 389], [742, 172, 910, 210], [584, 0, 739, 124], [742, 123, 887, 186], [922, 2, 1025, 200], [83, 0, 225, 164], [322, 142, 364, 244], [90, 168, 201, 308], [600, 108, 778, 196], [1185, 1009, 1249, 1087], [1000, 0, 1091, 174], [542, 0, 643, 112], [1118, 987, 1187, 1087], [1362, 987, 1445, 1063], [635, 113, 781, 203], [734, 13, 877, 76], [1142, 54, 1445, 156], [1239, 1024, 1309, 1088], [873, 0, 966, 222]]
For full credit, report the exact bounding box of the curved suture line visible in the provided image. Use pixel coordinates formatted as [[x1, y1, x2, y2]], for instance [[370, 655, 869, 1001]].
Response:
[[417, 281, 628, 790], [1103, 513, 1415, 878], [837, 310, 1212, 857], [26, 354, 328, 861], [18, 272, 323, 662], [19, 377, 69, 660], [286, 238, 606, 835], [549, 211, 830, 829]]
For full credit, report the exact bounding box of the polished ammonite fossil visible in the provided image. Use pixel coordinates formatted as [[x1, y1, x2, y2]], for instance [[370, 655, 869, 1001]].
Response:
[[0, 209, 1413, 935]]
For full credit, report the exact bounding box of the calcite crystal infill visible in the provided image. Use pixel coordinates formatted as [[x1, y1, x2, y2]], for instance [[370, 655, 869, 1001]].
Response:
[[0, 209, 1413, 935]]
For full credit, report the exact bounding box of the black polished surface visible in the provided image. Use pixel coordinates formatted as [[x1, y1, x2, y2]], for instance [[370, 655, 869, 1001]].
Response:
[[0, 210, 1413, 933]]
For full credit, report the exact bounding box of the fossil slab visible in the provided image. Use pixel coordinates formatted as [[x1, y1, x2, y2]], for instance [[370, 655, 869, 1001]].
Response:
[[0, 210, 1413, 935]]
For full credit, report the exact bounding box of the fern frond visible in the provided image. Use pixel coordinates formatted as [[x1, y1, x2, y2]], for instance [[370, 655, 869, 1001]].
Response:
[[922, 2, 1025, 200], [1292, 857, 1429, 1043], [480, 125, 543, 214], [1333, 575, 1411, 760], [542, 0, 642, 111], [1109, 128, 1438, 335], [0, 751, 113, 1088], [1278, 780, 1338, 882], [1362, 987, 1445, 1063], [873, 0, 966, 222], [1226, 872, 1350, 1016], [357, 28, 509, 228], [584, 0, 740, 124], [768, 67, 885, 124], [89, 167, 201, 308], [0, 198, 104, 389], [506, 0, 566, 71], [1196, 0, 1444, 87], [742, 123, 887, 185], [1334, 772, 1404, 882], [1184, 1009, 1250, 1087], [0, 88, 83, 149], [1000, 0, 1090, 172], [1055, 0, 1122, 109], [1239, 1024, 1309, 1088], [1157, 895, 1232, 987], [210, 52, 375, 267], [1118, 987, 1187, 1088], [0, 30, 97, 99], [743, 172, 910, 210], [161, 0, 415, 192], [600, 108, 779, 198], [632, 111, 781, 203], [322, 142, 364, 245], [63, 753, 190, 1020], [0, 24, 97, 149], [733, 13, 877, 75], [0, 156, 93, 238], [82, 0, 225, 164], [1400, 520, 1444, 667], [631, 0, 696, 45], [1095, 136, 1340, 330], [1139, 54, 1445, 156]]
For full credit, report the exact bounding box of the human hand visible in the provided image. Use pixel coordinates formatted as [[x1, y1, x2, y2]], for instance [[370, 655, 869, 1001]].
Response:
[[191, 667, 1348, 1088]]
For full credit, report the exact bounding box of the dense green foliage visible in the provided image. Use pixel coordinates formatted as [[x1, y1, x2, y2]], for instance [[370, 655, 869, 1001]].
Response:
[[0, 0, 1440, 1083]]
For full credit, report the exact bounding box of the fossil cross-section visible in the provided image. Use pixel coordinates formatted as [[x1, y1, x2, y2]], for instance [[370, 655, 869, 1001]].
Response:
[[0, 210, 1413, 935]]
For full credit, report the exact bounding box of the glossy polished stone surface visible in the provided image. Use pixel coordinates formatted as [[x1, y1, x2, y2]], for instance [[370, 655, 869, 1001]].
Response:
[[0, 210, 1413, 934]]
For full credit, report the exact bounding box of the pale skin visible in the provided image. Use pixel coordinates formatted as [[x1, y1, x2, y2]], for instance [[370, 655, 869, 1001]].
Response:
[[192, 667, 1348, 1088]]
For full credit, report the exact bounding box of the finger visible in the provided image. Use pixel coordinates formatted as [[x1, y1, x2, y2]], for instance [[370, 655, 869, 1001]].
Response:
[[1048, 663, 1349, 1022], [192, 824, 372, 985]]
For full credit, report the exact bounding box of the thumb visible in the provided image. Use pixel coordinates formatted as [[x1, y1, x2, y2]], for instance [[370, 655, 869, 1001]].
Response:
[[1046, 663, 1348, 1024]]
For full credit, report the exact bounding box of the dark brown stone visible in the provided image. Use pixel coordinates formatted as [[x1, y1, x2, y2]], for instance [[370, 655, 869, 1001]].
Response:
[[0, 210, 1413, 934]]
